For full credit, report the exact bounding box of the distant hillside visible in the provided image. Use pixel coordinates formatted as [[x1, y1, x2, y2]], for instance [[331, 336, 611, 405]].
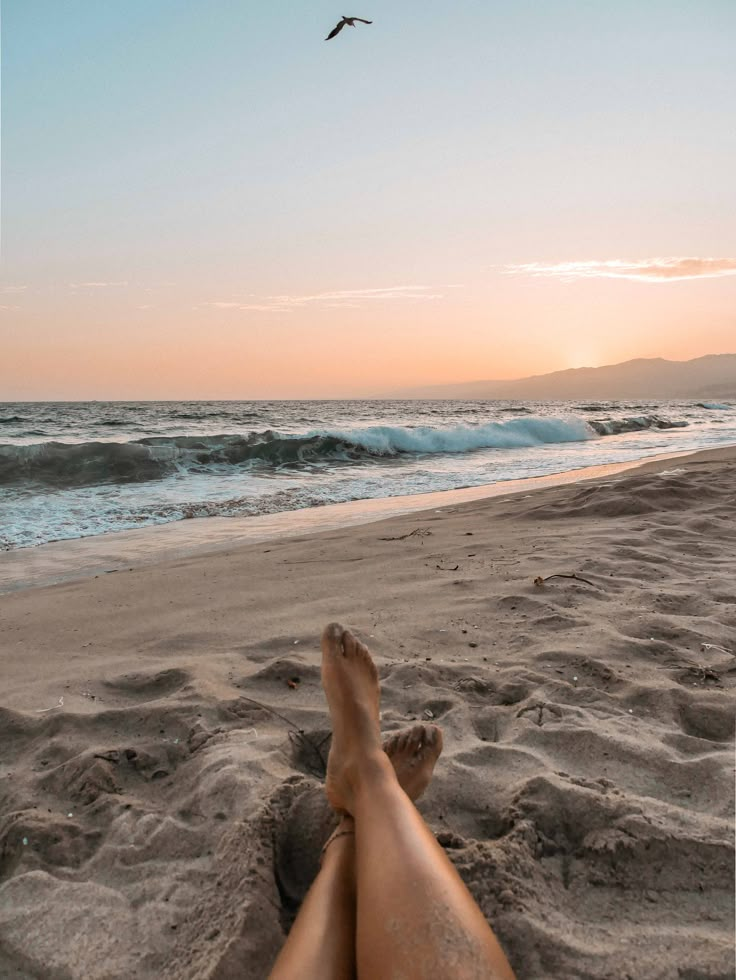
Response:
[[395, 354, 736, 401]]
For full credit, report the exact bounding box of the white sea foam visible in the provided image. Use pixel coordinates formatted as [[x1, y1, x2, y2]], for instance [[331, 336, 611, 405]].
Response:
[[311, 417, 596, 454]]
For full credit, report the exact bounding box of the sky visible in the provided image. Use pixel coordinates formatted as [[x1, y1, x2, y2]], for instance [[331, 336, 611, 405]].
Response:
[[1, 0, 735, 399]]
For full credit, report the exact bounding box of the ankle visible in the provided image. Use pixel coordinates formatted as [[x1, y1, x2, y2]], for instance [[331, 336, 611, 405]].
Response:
[[319, 822, 356, 892], [349, 748, 396, 798]]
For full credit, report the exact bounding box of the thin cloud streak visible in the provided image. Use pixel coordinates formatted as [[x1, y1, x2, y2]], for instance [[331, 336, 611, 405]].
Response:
[[504, 258, 736, 283], [205, 284, 461, 313], [69, 281, 129, 289]]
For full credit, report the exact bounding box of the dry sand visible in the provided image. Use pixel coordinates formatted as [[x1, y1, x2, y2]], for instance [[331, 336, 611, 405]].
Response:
[[1, 447, 734, 979]]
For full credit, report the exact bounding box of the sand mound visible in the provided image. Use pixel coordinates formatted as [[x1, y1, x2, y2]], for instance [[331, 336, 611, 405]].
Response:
[[527, 466, 732, 519], [0, 692, 334, 980]]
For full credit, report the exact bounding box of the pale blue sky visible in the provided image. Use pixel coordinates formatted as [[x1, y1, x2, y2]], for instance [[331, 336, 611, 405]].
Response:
[[2, 0, 735, 397]]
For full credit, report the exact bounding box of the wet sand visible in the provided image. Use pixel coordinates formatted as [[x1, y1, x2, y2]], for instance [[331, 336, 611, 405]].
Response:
[[1, 446, 734, 979]]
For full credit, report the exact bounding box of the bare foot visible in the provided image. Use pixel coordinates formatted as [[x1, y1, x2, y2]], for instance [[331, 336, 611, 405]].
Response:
[[321, 728, 443, 867], [383, 724, 443, 802], [321, 622, 383, 813]]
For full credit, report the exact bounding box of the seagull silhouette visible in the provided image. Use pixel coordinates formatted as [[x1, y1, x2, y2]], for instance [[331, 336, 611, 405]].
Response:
[[325, 16, 373, 41]]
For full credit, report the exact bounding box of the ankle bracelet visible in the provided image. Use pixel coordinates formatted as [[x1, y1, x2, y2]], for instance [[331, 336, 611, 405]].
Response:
[[320, 828, 355, 863]]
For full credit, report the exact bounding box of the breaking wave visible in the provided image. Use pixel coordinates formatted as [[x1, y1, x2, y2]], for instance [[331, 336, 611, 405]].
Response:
[[0, 414, 688, 489]]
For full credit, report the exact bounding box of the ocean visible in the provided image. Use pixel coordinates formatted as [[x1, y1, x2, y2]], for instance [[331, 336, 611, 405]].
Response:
[[1, 399, 734, 550]]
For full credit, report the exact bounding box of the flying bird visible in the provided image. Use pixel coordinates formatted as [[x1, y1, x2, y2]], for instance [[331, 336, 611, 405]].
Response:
[[325, 16, 373, 41]]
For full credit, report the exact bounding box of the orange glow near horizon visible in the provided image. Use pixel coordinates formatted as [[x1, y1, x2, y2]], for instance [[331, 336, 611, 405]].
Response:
[[3, 269, 734, 399]]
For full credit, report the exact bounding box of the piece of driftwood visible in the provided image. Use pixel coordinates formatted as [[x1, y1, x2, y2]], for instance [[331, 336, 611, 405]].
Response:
[[664, 655, 736, 685], [516, 701, 563, 726], [379, 527, 432, 542], [533, 573, 596, 588], [237, 694, 328, 777], [282, 557, 365, 564]]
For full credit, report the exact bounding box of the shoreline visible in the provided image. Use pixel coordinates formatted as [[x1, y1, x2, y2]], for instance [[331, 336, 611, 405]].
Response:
[[1, 443, 734, 595]]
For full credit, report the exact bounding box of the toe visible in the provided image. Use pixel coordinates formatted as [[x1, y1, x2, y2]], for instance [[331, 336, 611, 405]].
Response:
[[426, 725, 443, 753], [342, 631, 379, 678], [409, 725, 425, 750], [321, 622, 345, 657], [383, 731, 399, 753], [342, 628, 358, 657]]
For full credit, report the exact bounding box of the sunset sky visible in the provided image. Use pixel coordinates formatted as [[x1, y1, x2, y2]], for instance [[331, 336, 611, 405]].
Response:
[[2, 0, 735, 399]]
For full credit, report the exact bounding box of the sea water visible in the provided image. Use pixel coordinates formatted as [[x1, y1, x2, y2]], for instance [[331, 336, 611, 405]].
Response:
[[1, 399, 734, 549]]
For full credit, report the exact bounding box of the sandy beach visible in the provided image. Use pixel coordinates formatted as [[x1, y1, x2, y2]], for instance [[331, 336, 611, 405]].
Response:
[[1, 446, 734, 979]]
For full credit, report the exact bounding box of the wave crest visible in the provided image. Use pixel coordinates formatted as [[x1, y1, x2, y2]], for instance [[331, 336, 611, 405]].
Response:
[[0, 414, 687, 489]]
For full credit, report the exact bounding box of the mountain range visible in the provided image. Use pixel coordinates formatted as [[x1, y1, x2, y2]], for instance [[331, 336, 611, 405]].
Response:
[[394, 354, 736, 401]]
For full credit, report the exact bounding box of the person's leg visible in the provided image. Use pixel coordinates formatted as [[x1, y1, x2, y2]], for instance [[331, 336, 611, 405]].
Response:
[[268, 813, 357, 980], [268, 723, 444, 980], [322, 622, 517, 980]]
